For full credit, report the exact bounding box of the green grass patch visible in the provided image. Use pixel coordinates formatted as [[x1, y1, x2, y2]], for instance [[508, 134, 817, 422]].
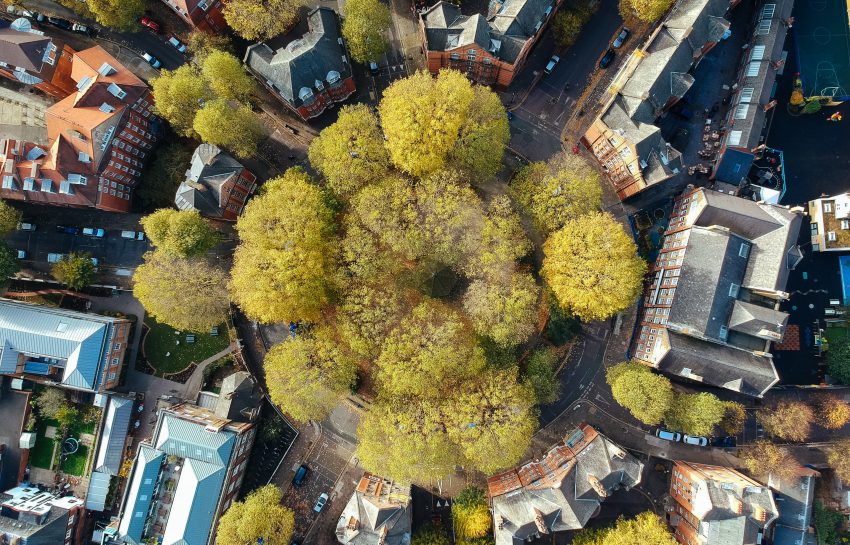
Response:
[[143, 318, 229, 376], [30, 435, 55, 470], [61, 444, 89, 476]]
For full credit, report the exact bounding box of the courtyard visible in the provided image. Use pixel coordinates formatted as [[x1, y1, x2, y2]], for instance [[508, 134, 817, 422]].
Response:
[[142, 318, 230, 378]]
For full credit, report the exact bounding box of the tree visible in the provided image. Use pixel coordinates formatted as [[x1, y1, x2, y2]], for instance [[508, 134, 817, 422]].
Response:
[[151, 65, 210, 137], [450, 86, 510, 182], [826, 336, 850, 384], [187, 31, 234, 64], [375, 300, 486, 398], [511, 154, 602, 235], [412, 525, 449, 545], [720, 401, 747, 435], [462, 272, 540, 346], [826, 438, 850, 483], [553, 11, 584, 47], [606, 362, 672, 425], [231, 169, 336, 323], [813, 501, 845, 545], [463, 195, 531, 281], [338, 282, 413, 359], [542, 213, 646, 322], [193, 99, 263, 159], [0, 242, 20, 286], [52, 252, 95, 290], [339, 215, 405, 282], [453, 487, 492, 541], [136, 143, 193, 211], [132, 251, 230, 333], [757, 401, 813, 442], [0, 200, 21, 235], [216, 485, 295, 545], [379, 70, 475, 177], [223, 0, 301, 41], [817, 395, 850, 429], [201, 50, 256, 102], [32, 388, 69, 420], [663, 392, 726, 436], [87, 0, 145, 30], [56, 405, 79, 429], [525, 348, 560, 404], [264, 326, 358, 422], [444, 369, 537, 474], [342, 0, 391, 64], [738, 440, 798, 479], [308, 105, 390, 198], [141, 209, 220, 258], [572, 512, 676, 545], [618, 0, 674, 22]]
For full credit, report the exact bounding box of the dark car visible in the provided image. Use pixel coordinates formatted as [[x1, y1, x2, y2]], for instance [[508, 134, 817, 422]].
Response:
[[599, 49, 615, 69], [47, 17, 72, 30], [292, 464, 309, 486], [612, 27, 631, 49], [56, 225, 79, 235]]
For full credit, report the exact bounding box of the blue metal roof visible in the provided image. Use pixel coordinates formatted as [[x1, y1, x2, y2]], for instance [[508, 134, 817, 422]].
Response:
[[95, 396, 133, 475], [161, 458, 227, 545], [715, 148, 754, 185], [118, 445, 164, 543], [85, 470, 112, 511], [154, 414, 235, 466]]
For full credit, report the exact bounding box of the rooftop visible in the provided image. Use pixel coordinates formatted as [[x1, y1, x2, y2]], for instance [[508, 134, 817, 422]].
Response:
[[0, 485, 83, 539], [336, 473, 412, 545]]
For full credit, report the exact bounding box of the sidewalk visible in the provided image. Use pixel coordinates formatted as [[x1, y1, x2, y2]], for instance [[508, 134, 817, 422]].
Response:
[[181, 344, 237, 401]]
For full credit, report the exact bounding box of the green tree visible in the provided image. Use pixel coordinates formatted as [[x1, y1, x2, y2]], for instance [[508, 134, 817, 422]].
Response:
[[450, 86, 510, 182], [375, 300, 486, 398], [231, 169, 336, 323], [511, 154, 602, 235], [462, 272, 540, 347], [524, 348, 560, 404], [32, 388, 69, 420], [308, 104, 390, 198], [719, 401, 747, 435], [453, 487, 492, 541], [738, 440, 798, 480], [187, 31, 234, 64], [826, 336, 850, 384], [757, 401, 813, 442], [223, 0, 301, 40], [813, 501, 844, 545], [151, 65, 210, 137], [542, 213, 646, 321], [87, 0, 145, 30], [817, 395, 850, 430], [339, 215, 405, 282], [0, 242, 20, 286], [136, 143, 193, 211], [216, 485, 295, 545], [826, 438, 850, 483], [264, 326, 358, 422], [463, 195, 531, 281], [412, 525, 449, 545], [338, 282, 413, 359], [618, 0, 674, 22], [572, 512, 676, 545], [553, 11, 584, 47], [141, 209, 220, 258], [132, 251, 230, 333], [51, 252, 95, 290], [55, 405, 79, 430], [605, 362, 672, 425], [193, 99, 263, 159], [0, 200, 21, 235], [201, 50, 256, 102], [663, 392, 726, 436], [342, 0, 391, 64]]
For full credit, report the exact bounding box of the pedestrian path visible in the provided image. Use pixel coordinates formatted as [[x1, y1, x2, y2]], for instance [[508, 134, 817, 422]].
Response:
[[181, 344, 237, 401]]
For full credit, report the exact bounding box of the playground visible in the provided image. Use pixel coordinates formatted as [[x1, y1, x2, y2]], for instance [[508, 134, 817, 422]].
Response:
[[793, 0, 850, 100]]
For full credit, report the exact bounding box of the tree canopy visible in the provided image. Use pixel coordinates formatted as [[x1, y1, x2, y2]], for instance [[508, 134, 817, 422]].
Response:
[[0, 242, 20, 286], [817, 396, 850, 430], [223, 0, 301, 40], [663, 392, 726, 436], [606, 362, 672, 425], [412, 525, 449, 545], [193, 99, 263, 159], [201, 50, 256, 102], [133, 251, 230, 333], [87, 0, 145, 30], [738, 440, 799, 480], [827, 336, 850, 384], [32, 387, 69, 421], [52, 252, 95, 290], [720, 402, 747, 435], [826, 439, 850, 483], [619, 0, 674, 22], [464, 195, 531, 281], [463, 271, 540, 347], [453, 487, 492, 541], [757, 401, 813, 442], [136, 143, 194, 211], [141, 209, 220, 258], [572, 512, 676, 545], [151, 65, 210, 137], [542, 213, 646, 322], [0, 200, 21, 235], [524, 348, 560, 404], [216, 485, 294, 545], [342, 0, 391, 64]]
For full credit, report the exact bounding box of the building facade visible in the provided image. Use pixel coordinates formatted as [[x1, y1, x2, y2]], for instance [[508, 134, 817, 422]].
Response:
[[0, 46, 159, 212], [0, 25, 76, 99], [807, 193, 850, 251], [0, 485, 85, 545], [175, 144, 257, 221], [244, 8, 356, 121], [159, 0, 227, 32]]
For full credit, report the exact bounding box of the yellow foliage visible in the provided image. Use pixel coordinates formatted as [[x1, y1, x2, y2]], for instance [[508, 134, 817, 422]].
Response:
[[216, 485, 294, 545], [790, 90, 805, 106]]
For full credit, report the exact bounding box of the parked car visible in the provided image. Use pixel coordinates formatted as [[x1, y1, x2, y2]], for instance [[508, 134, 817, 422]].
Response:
[[710, 436, 737, 448], [141, 53, 161, 69], [544, 55, 560, 75], [6, 6, 34, 17], [292, 464, 309, 486], [655, 429, 681, 442], [82, 227, 105, 238], [683, 435, 708, 446], [71, 22, 88, 34], [47, 253, 64, 264], [16, 250, 26, 259], [313, 493, 329, 513], [121, 230, 145, 240], [599, 49, 615, 69], [139, 16, 160, 32], [47, 17, 72, 30], [612, 27, 631, 49], [369, 61, 379, 74], [136, 231, 145, 241], [56, 225, 79, 235], [90, 257, 99, 267], [17, 222, 35, 231], [168, 36, 187, 53]]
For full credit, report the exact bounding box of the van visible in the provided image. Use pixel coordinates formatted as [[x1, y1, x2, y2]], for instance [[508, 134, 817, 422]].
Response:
[[292, 464, 309, 486]]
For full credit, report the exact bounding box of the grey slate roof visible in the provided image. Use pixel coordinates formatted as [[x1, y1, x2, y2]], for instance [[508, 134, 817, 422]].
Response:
[[85, 470, 111, 512], [214, 371, 261, 422], [772, 474, 817, 545], [696, 475, 778, 545], [94, 396, 133, 475], [728, 300, 788, 341], [244, 7, 350, 108], [175, 144, 246, 218], [336, 475, 412, 545], [0, 28, 50, 73]]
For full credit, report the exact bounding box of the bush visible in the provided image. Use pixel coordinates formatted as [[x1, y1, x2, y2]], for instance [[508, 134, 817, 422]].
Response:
[[453, 487, 492, 541], [813, 501, 844, 545], [135, 143, 193, 212], [802, 100, 822, 114], [545, 299, 580, 346], [525, 348, 560, 404]]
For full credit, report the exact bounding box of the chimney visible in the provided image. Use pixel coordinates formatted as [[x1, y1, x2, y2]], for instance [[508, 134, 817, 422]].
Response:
[[533, 508, 549, 534], [378, 526, 389, 545], [346, 516, 359, 531], [763, 99, 778, 112], [754, 506, 767, 521], [587, 475, 608, 498]]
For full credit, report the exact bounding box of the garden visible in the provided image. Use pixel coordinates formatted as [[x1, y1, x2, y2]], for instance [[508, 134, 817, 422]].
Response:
[[27, 387, 99, 477], [142, 317, 230, 378]]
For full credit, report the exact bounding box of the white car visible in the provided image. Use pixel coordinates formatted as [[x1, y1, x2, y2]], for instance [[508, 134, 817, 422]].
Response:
[[82, 227, 105, 237], [17, 222, 35, 231], [656, 429, 681, 442], [683, 435, 708, 446], [544, 55, 560, 75], [16, 250, 26, 259], [141, 52, 161, 69], [168, 36, 187, 53], [313, 492, 329, 513]]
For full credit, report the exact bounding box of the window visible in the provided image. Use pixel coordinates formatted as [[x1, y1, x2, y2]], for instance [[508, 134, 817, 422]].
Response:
[[108, 372, 116, 380], [112, 358, 119, 365], [828, 231, 837, 242], [78, 152, 90, 162], [140, 495, 148, 501], [198, 0, 209, 9], [746, 61, 760, 77], [729, 283, 740, 297], [98, 62, 116, 76], [757, 19, 772, 35], [739, 242, 750, 258], [739, 87, 755, 103], [734, 104, 750, 120], [99, 103, 115, 113], [824, 202, 833, 213], [749, 45, 766, 61], [719, 325, 728, 341], [728, 130, 743, 146], [107, 83, 126, 99], [842, 220, 850, 230]]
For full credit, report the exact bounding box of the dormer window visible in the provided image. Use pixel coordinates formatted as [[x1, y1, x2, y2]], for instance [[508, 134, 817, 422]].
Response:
[[76, 76, 91, 90], [107, 83, 126, 100], [98, 63, 116, 76], [78, 152, 90, 163], [99, 103, 115, 113]]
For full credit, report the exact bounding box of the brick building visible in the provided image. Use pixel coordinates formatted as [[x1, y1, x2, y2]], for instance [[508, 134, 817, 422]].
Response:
[[420, 0, 563, 87], [175, 144, 257, 221], [0, 46, 159, 212], [0, 23, 76, 99], [244, 7, 356, 121], [0, 485, 86, 545], [159, 0, 227, 32]]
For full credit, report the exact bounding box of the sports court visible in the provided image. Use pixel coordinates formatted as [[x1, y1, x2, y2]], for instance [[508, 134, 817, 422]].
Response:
[[793, 0, 850, 100]]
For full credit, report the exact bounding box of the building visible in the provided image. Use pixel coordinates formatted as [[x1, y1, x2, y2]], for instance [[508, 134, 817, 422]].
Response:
[[116, 374, 261, 545], [768, 469, 818, 545], [0, 21, 76, 99], [630, 187, 803, 397], [669, 461, 778, 545], [0, 485, 85, 545], [420, 0, 563, 87], [487, 424, 643, 545], [582, 0, 731, 200], [86, 395, 135, 512], [336, 473, 412, 545], [0, 298, 131, 392], [244, 7, 356, 121], [807, 192, 850, 251], [159, 0, 227, 32], [0, 46, 159, 212], [175, 144, 257, 221]]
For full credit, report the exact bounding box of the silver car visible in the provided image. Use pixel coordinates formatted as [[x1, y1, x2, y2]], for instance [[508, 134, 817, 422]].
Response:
[[313, 492, 329, 513]]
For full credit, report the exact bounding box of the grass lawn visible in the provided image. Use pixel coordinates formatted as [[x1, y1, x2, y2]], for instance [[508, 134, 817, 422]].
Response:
[[61, 444, 89, 476], [144, 318, 229, 375], [825, 324, 849, 349], [30, 434, 55, 470]]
